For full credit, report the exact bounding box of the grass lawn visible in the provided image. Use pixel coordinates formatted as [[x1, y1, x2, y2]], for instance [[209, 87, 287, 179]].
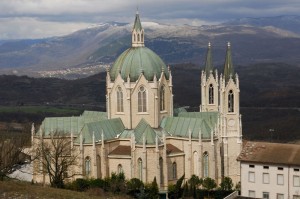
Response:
[[0, 180, 130, 199]]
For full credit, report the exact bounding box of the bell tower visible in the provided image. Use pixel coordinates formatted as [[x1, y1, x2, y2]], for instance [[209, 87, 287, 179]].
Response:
[[200, 42, 219, 112]]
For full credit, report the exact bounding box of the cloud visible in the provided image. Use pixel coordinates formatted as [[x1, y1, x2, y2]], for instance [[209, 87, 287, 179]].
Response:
[[0, 0, 299, 39]]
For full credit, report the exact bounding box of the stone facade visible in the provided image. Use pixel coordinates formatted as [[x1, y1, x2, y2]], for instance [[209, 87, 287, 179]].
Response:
[[31, 11, 242, 191]]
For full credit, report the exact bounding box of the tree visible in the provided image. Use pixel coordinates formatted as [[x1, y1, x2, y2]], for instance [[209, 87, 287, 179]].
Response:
[[34, 131, 78, 188], [188, 174, 202, 197], [220, 176, 233, 191], [0, 133, 29, 180], [202, 177, 217, 191], [169, 174, 185, 199]]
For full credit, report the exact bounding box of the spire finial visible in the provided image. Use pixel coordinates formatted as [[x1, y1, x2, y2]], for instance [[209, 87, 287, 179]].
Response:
[[208, 42, 211, 48], [227, 42, 231, 48]]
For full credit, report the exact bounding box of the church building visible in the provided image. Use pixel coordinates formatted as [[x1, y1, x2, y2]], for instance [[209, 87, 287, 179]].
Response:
[[32, 11, 242, 191]]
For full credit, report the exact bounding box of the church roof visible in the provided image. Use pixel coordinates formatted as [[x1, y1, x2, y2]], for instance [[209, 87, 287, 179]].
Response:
[[237, 141, 300, 166], [110, 46, 169, 82], [109, 11, 169, 82], [161, 112, 218, 139], [38, 110, 107, 136], [109, 145, 131, 156], [134, 119, 161, 145], [75, 118, 125, 144]]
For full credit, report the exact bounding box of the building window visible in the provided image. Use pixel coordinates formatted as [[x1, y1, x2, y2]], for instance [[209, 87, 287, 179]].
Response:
[[228, 90, 234, 112], [138, 86, 147, 112], [172, 162, 177, 180], [277, 194, 284, 199], [160, 86, 165, 111], [248, 171, 255, 183], [293, 195, 300, 199], [138, 34, 140, 42], [118, 164, 123, 174], [263, 166, 269, 169], [294, 175, 300, 187], [138, 158, 142, 181], [263, 173, 269, 184], [203, 152, 209, 178], [249, 190, 255, 197], [193, 151, 199, 176], [277, 174, 284, 185], [294, 168, 300, 172], [97, 155, 101, 179], [117, 87, 124, 112], [249, 165, 255, 168], [263, 192, 269, 199], [209, 84, 214, 104], [160, 157, 164, 184], [85, 156, 91, 176], [278, 167, 283, 170]]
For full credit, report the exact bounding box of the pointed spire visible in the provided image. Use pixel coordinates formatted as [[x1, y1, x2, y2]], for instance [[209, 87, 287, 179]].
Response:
[[132, 10, 144, 47], [205, 42, 214, 77], [224, 42, 235, 83]]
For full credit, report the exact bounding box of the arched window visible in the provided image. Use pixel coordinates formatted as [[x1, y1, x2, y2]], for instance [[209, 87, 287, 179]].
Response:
[[203, 152, 209, 178], [209, 84, 214, 104], [138, 86, 147, 112], [141, 33, 144, 42], [138, 158, 143, 181], [193, 151, 199, 176], [97, 155, 101, 178], [160, 86, 165, 111], [228, 90, 234, 112], [138, 34, 140, 42], [172, 162, 177, 180], [133, 34, 136, 42], [117, 87, 124, 112], [159, 157, 164, 184], [85, 156, 91, 176], [118, 164, 123, 174]]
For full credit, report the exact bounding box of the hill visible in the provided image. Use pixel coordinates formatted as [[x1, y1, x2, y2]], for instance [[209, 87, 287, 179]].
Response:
[[0, 62, 299, 142]]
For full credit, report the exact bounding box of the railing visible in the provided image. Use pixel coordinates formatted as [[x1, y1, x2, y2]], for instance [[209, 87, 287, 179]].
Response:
[[224, 191, 238, 199]]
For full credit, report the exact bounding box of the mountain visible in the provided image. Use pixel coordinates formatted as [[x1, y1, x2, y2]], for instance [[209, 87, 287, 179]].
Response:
[[0, 17, 300, 78], [223, 15, 300, 34]]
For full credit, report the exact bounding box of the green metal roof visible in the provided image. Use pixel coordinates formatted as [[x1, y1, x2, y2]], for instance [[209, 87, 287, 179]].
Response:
[[75, 118, 125, 144], [134, 119, 161, 145], [224, 42, 235, 82], [110, 47, 169, 82], [161, 112, 218, 139], [38, 110, 107, 136], [205, 42, 214, 77], [133, 12, 142, 31]]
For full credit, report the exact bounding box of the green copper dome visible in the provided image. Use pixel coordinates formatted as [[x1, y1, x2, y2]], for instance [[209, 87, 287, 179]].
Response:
[[110, 47, 169, 82]]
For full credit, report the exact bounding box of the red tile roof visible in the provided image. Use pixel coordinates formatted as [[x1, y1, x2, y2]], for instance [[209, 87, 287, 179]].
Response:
[[109, 145, 131, 156], [166, 144, 183, 155], [237, 141, 300, 166]]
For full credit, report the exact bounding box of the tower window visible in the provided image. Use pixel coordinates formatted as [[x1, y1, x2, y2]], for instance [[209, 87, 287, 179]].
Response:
[[133, 34, 136, 42], [138, 34, 140, 42], [203, 152, 209, 178], [228, 90, 234, 112], [117, 87, 124, 112], [209, 84, 214, 104], [160, 86, 165, 111], [138, 86, 147, 112]]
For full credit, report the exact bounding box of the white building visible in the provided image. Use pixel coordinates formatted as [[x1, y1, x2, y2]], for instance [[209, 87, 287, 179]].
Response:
[[238, 141, 300, 199]]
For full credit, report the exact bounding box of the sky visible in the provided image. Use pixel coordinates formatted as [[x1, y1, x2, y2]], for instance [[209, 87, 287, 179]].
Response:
[[0, 0, 299, 40]]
